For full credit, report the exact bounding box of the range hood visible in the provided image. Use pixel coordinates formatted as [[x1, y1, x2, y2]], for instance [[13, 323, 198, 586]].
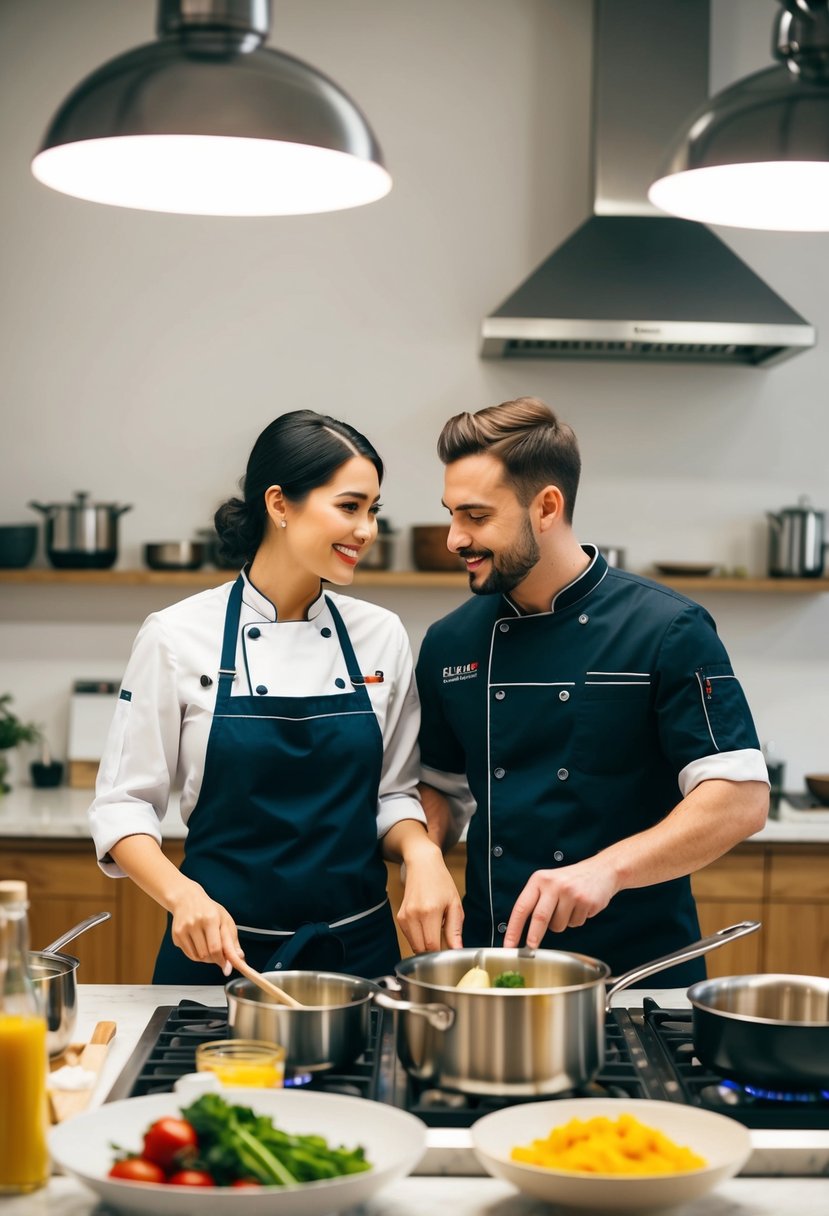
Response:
[[481, 0, 815, 367]]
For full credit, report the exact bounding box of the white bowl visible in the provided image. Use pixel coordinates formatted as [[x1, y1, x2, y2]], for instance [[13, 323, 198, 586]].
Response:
[[470, 1097, 752, 1214], [49, 1088, 427, 1216]]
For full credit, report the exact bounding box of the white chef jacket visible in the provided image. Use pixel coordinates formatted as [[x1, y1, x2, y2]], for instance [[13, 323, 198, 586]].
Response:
[[89, 570, 425, 876]]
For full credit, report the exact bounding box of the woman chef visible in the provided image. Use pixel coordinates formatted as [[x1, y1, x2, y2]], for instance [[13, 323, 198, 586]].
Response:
[[89, 410, 463, 982]]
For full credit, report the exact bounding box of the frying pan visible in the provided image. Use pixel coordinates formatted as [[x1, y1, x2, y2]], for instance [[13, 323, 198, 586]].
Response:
[[688, 972, 829, 1089]]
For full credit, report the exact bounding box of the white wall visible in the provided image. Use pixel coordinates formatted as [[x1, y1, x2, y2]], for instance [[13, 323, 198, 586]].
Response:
[[0, 0, 826, 791]]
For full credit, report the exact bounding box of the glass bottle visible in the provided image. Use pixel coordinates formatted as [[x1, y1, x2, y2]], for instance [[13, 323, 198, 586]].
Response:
[[0, 879, 49, 1193]]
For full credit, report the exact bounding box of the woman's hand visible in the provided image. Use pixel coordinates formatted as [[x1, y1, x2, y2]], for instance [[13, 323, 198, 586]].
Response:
[[169, 879, 244, 975], [384, 821, 464, 953]]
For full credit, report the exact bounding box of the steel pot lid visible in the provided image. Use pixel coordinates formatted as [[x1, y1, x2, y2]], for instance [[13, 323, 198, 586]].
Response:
[[29, 491, 132, 514]]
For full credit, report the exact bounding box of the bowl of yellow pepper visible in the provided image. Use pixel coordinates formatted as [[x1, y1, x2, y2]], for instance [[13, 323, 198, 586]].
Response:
[[470, 1098, 751, 1213]]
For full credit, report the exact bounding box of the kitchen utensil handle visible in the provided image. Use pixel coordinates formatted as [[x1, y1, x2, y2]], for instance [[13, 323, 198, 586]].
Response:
[[28, 501, 51, 514], [42, 911, 112, 955], [233, 957, 305, 1008], [371, 988, 455, 1031], [604, 920, 761, 1011]]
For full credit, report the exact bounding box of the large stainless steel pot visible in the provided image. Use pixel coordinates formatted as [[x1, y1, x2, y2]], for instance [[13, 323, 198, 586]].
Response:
[[688, 973, 829, 1089], [767, 496, 825, 577], [29, 491, 132, 569], [29, 951, 79, 1057], [373, 922, 759, 1096], [225, 970, 377, 1073]]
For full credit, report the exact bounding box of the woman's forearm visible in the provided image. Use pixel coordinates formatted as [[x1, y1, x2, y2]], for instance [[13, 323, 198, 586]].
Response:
[[109, 834, 197, 913]]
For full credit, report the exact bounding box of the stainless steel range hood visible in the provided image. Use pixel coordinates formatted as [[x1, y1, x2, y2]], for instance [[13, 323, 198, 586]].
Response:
[[481, 0, 815, 367]]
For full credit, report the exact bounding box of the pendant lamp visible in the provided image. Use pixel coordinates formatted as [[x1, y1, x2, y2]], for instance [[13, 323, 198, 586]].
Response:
[[31, 0, 391, 216], [649, 0, 829, 231]]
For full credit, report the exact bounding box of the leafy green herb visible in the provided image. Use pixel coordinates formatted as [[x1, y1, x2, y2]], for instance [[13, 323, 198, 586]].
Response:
[[493, 970, 526, 988], [180, 1093, 372, 1187]]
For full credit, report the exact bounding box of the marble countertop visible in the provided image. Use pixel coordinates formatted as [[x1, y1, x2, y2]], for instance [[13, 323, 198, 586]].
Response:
[[2, 787, 829, 843], [2, 985, 827, 1214]]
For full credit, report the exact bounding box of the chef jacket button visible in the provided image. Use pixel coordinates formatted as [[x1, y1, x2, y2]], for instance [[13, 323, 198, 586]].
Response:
[[248, 626, 261, 639], [492, 845, 503, 858], [255, 684, 268, 695], [200, 674, 213, 687], [497, 922, 507, 935], [554, 850, 564, 862], [559, 689, 570, 702], [499, 622, 510, 633], [320, 627, 332, 638], [493, 766, 506, 779], [335, 677, 346, 689], [494, 689, 505, 700], [578, 614, 589, 625], [557, 767, 569, 781]]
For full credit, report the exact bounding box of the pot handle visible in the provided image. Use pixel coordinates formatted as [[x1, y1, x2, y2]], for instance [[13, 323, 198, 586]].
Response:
[[371, 977, 455, 1031], [604, 920, 761, 1012], [28, 501, 52, 514]]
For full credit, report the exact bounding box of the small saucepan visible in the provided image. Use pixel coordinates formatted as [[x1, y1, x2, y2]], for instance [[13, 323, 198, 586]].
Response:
[[688, 972, 829, 1089], [372, 921, 760, 1096], [225, 970, 378, 1073], [29, 911, 112, 1056]]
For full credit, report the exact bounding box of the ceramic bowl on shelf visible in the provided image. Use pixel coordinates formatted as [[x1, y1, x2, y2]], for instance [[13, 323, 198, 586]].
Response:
[[143, 541, 206, 571], [653, 562, 719, 577], [805, 774, 829, 805], [0, 523, 38, 568], [411, 525, 463, 572]]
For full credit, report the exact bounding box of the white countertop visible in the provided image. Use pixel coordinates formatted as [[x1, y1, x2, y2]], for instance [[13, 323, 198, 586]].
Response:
[[3, 985, 827, 1214], [3, 788, 829, 843]]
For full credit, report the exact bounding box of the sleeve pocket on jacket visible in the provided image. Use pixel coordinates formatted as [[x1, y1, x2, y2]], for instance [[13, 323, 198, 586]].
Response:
[[695, 663, 754, 752]]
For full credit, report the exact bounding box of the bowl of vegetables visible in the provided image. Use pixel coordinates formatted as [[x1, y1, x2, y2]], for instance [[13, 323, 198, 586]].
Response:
[[470, 1097, 752, 1213], [48, 1089, 427, 1216]]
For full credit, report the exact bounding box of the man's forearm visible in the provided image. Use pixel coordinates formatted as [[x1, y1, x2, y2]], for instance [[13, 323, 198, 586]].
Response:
[[601, 778, 769, 892]]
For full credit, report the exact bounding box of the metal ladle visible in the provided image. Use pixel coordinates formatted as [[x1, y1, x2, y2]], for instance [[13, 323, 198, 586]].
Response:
[[42, 910, 112, 954]]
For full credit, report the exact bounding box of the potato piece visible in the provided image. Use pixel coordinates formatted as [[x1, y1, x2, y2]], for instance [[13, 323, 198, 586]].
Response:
[[456, 965, 491, 989]]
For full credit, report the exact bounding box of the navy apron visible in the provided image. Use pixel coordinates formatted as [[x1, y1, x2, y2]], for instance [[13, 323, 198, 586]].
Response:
[[153, 576, 400, 984]]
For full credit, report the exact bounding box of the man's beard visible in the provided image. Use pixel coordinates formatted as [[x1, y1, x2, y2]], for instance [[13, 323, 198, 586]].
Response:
[[460, 515, 539, 596]]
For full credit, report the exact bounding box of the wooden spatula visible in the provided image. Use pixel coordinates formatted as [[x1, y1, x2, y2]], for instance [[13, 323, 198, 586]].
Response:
[[48, 1020, 116, 1122], [233, 958, 305, 1008]]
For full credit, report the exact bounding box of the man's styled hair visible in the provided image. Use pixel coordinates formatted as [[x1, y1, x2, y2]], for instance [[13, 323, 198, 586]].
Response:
[[437, 396, 582, 522]]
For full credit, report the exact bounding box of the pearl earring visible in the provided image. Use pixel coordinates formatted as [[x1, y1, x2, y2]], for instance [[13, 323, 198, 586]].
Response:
[[280, 519, 287, 529]]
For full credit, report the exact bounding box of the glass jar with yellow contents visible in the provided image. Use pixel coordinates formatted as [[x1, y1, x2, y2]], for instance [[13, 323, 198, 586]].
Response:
[[195, 1039, 285, 1088]]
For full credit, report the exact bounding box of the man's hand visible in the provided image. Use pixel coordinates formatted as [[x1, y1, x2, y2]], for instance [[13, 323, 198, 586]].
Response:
[[503, 858, 619, 949]]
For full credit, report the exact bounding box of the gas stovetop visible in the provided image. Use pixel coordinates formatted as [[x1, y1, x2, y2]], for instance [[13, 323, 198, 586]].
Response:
[[104, 999, 829, 1176]]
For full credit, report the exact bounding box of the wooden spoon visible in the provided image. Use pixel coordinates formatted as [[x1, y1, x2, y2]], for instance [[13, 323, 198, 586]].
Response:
[[232, 957, 305, 1008]]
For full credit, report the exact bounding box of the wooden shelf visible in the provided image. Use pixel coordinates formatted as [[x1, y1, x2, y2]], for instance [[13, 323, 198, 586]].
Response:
[[1, 569, 828, 593]]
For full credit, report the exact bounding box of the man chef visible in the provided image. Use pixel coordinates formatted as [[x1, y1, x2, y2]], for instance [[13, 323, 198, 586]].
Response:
[[416, 397, 769, 985]]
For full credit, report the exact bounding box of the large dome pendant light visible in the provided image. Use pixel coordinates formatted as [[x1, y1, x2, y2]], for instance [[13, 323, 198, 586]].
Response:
[[649, 0, 829, 231], [31, 0, 391, 217]]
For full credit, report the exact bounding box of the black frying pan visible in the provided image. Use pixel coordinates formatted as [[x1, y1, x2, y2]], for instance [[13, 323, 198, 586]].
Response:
[[688, 973, 829, 1089]]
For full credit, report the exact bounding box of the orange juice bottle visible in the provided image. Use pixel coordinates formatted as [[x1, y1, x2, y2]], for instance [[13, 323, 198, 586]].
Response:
[[0, 879, 49, 1194]]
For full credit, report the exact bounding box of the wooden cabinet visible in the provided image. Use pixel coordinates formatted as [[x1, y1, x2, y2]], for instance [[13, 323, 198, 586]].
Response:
[[7, 837, 828, 982]]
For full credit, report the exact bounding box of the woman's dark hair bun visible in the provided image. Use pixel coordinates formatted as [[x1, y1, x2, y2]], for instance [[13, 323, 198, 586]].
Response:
[[213, 496, 258, 567]]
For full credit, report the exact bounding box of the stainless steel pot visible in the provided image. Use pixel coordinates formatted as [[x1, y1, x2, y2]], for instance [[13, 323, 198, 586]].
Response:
[[688, 972, 829, 1089], [767, 496, 825, 577], [29, 491, 132, 570], [29, 951, 79, 1057], [373, 921, 759, 1096], [28, 912, 111, 1056], [225, 970, 377, 1073]]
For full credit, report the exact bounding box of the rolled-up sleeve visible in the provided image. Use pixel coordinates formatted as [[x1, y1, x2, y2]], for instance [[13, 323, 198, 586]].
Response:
[[88, 614, 182, 875], [654, 606, 768, 796]]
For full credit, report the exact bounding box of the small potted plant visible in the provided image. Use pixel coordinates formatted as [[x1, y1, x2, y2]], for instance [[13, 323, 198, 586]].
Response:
[[0, 693, 41, 793]]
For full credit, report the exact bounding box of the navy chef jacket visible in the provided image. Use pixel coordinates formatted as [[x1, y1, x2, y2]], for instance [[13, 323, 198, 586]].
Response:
[[416, 546, 767, 985]]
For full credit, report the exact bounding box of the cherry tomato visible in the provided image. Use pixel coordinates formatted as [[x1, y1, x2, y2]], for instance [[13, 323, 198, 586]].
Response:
[[231, 1179, 263, 1188], [167, 1169, 216, 1187], [142, 1116, 199, 1170], [108, 1157, 166, 1184]]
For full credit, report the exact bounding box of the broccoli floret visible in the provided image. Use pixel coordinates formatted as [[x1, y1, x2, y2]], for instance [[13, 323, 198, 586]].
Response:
[[493, 970, 526, 988]]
